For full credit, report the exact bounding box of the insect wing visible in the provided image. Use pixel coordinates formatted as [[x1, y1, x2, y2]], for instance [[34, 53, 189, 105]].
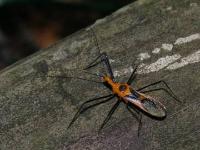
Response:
[[124, 91, 166, 118]]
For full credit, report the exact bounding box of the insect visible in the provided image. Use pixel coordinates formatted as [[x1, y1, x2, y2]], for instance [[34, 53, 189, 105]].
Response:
[[50, 29, 180, 135], [66, 52, 179, 135]]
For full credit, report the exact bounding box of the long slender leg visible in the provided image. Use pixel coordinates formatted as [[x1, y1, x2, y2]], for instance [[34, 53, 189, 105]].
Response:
[[137, 80, 179, 101], [99, 100, 121, 131], [127, 66, 138, 85], [137, 114, 142, 137], [68, 94, 115, 128], [102, 53, 114, 80], [84, 52, 115, 80], [126, 105, 139, 120], [84, 53, 105, 70], [127, 104, 142, 137], [140, 88, 181, 103], [128, 102, 140, 113]]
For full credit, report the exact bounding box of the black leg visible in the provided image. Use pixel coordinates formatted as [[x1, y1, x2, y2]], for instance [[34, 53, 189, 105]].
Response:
[[99, 100, 121, 131], [137, 80, 173, 93], [127, 104, 142, 137], [141, 88, 181, 103], [83, 53, 104, 70], [68, 94, 115, 128], [84, 52, 115, 80], [137, 80, 179, 102], [102, 53, 114, 80], [126, 105, 139, 120], [138, 114, 142, 137], [127, 66, 138, 85]]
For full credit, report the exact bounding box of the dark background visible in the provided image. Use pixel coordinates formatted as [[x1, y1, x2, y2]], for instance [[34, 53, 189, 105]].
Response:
[[0, 0, 134, 70]]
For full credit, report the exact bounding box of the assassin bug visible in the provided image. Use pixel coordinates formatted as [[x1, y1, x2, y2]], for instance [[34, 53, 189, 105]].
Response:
[[50, 28, 180, 135], [67, 52, 180, 135]]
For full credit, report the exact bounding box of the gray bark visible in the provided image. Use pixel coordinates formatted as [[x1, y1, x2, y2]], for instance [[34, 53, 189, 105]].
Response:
[[0, 0, 200, 149]]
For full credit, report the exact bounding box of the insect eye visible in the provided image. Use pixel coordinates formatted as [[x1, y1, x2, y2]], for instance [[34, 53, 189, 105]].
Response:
[[119, 85, 127, 91]]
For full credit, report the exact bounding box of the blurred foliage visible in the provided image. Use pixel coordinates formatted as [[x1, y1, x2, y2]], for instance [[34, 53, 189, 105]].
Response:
[[0, 0, 53, 5], [0, 0, 135, 69]]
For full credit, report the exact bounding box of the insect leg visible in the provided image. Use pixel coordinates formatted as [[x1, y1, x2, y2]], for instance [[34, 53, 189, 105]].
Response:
[[138, 114, 142, 137], [102, 53, 115, 80], [127, 65, 138, 85], [85, 28, 105, 70], [99, 100, 121, 132], [84, 52, 115, 80], [126, 104, 142, 137], [141, 88, 181, 103], [68, 94, 115, 129], [126, 105, 139, 120], [84, 53, 105, 70], [137, 80, 180, 102]]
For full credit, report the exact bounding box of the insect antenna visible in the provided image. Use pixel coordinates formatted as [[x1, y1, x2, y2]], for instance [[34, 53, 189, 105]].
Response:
[[45, 69, 103, 83], [46, 75, 102, 84], [90, 27, 101, 55]]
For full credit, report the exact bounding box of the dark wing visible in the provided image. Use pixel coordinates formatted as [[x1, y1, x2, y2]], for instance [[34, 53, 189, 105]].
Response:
[[124, 90, 166, 118]]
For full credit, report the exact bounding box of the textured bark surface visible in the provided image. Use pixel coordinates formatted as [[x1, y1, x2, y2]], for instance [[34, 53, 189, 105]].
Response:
[[0, 0, 200, 149]]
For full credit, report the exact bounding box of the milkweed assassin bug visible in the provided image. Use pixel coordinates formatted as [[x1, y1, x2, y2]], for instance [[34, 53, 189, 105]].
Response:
[[67, 52, 180, 136], [48, 28, 180, 136]]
